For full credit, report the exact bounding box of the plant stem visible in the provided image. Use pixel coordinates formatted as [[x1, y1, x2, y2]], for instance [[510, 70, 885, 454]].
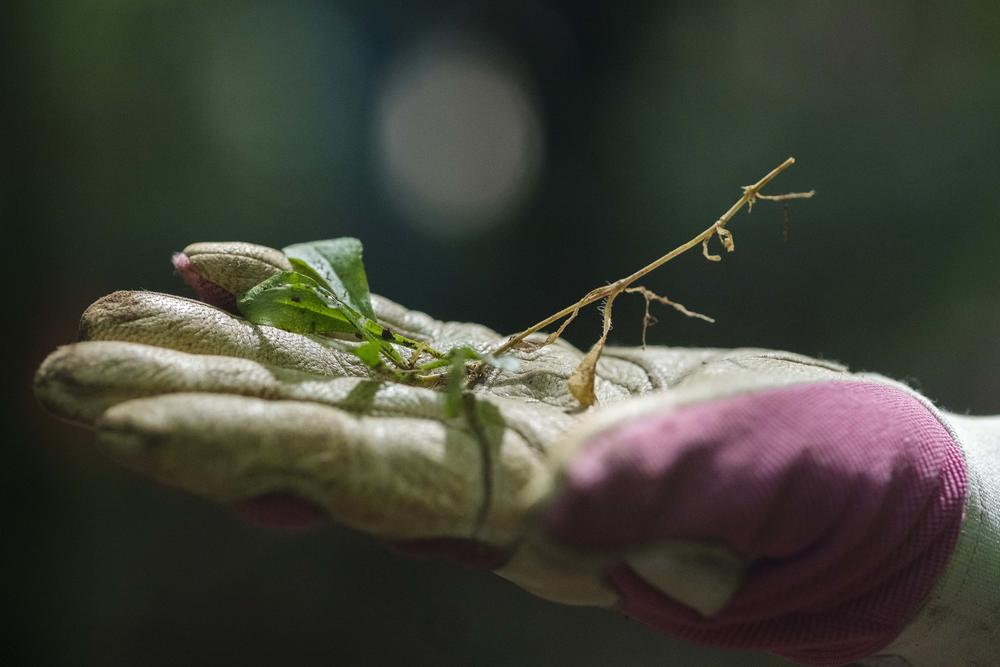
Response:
[[492, 156, 812, 355]]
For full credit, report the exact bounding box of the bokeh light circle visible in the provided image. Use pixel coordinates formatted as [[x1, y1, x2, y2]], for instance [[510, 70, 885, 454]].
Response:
[[376, 36, 544, 237]]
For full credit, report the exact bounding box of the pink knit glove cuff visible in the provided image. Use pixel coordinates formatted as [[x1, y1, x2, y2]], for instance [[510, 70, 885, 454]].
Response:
[[542, 382, 967, 665]]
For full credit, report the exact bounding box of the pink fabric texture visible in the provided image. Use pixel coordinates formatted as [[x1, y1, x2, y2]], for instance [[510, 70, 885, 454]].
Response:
[[542, 382, 967, 665]]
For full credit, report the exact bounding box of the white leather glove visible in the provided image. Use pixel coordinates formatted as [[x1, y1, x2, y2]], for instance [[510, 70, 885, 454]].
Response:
[[34, 242, 999, 666]]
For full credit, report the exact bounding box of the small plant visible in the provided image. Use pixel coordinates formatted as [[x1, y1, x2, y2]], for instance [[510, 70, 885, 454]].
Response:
[[235, 238, 516, 415], [237, 158, 813, 408], [238, 238, 445, 370]]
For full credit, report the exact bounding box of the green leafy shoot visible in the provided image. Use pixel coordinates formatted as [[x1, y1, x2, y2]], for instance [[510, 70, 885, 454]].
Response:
[[238, 238, 518, 388], [238, 270, 409, 368], [359, 317, 445, 360], [283, 239, 444, 358], [237, 271, 356, 337], [353, 341, 383, 368], [284, 238, 376, 320]]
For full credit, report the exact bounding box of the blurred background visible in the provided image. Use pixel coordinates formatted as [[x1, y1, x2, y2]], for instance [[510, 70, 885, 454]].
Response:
[[7, 1, 1000, 665]]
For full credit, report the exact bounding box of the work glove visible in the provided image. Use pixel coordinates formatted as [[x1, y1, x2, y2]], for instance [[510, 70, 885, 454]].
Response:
[[34, 242, 999, 666]]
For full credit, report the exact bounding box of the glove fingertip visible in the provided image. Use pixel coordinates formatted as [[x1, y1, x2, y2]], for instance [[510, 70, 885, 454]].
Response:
[[172, 252, 238, 312]]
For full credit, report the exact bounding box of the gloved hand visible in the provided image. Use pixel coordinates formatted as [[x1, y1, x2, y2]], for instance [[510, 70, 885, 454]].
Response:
[[34, 242, 999, 666]]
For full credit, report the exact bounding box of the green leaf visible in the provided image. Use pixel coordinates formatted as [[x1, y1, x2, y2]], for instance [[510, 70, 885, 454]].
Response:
[[283, 238, 376, 320], [239, 269, 411, 368], [354, 341, 383, 368], [238, 239, 472, 374], [358, 319, 445, 360], [237, 271, 358, 337]]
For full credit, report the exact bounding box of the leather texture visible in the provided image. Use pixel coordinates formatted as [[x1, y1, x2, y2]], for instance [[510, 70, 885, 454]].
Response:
[[33, 242, 999, 665]]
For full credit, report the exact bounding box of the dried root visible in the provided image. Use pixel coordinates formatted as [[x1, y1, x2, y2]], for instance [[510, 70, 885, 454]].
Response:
[[545, 306, 581, 345], [493, 157, 815, 407], [625, 286, 715, 349], [567, 291, 619, 406]]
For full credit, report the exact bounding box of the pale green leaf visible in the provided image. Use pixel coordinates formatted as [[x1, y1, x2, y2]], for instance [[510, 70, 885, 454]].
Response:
[[283, 238, 376, 320], [354, 341, 383, 368], [237, 271, 357, 337]]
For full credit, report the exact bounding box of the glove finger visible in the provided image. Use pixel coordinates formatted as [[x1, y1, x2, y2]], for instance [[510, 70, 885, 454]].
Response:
[[35, 340, 576, 446], [95, 392, 546, 544], [172, 240, 491, 347], [80, 290, 369, 377], [74, 289, 606, 411], [35, 341, 403, 426], [179, 241, 291, 297]]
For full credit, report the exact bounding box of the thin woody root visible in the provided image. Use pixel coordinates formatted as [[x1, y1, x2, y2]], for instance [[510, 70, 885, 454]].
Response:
[[566, 291, 619, 406], [702, 238, 721, 262], [751, 189, 815, 202], [489, 157, 813, 406], [407, 342, 428, 369], [625, 286, 715, 349], [745, 188, 815, 213], [545, 306, 581, 344]]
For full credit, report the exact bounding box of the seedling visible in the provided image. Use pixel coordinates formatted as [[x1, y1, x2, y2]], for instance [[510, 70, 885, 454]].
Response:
[[236, 158, 813, 407], [235, 237, 516, 392]]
